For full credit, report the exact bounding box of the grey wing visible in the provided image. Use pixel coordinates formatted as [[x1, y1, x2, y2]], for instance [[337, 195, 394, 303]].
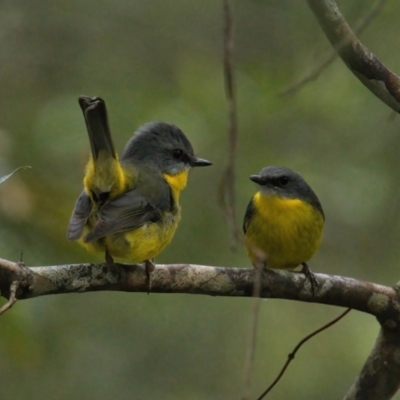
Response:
[[84, 186, 172, 243], [67, 191, 93, 241], [243, 197, 255, 234]]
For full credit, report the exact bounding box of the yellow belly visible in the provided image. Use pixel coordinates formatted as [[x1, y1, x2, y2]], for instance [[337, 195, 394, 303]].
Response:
[[79, 210, 181, 263], [245, 193, 324, 269], [79, 167, 185, 263]]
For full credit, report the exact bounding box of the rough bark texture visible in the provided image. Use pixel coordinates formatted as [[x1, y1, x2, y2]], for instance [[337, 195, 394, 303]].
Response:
[[0, 258, 398, 319], [344, 327, 400, 400]]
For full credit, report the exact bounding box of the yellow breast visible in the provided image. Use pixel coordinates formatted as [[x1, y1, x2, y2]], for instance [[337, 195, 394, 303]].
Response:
[[79, 168, 186, 263], [245, 192, 324, 269], [80, 208, 181, 263], [79, 167, 187, 262], [162, 169, 189, 202]]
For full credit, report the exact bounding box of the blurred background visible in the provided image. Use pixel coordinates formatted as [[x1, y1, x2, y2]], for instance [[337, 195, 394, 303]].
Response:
[[0, 0, 399, 398]]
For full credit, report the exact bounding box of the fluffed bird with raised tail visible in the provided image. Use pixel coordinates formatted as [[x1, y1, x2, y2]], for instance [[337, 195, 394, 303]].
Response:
[[67, 96, 212, 287], [243, 166, 324, 293]]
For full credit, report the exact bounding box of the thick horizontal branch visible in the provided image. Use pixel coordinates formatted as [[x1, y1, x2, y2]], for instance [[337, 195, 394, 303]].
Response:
[[0, 258, 399, 324], [2, 258, 400, 399], [308, 0, 400, 113]]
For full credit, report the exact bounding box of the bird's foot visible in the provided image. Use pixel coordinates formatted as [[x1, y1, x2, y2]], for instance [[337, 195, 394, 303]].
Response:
[[301, 262, 318, 296], [105, 249, 114, 265]]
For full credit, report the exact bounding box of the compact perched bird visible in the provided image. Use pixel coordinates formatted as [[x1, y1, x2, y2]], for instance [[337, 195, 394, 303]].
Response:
[[243, 166, 324, 293], [67, 96, 211, 286]]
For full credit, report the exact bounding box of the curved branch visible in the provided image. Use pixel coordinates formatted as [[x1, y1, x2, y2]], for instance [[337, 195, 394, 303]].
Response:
[[344, 327, 400, 400], [0, 257, 399, 322], [1, 258, 400, 398], [307, 0, 400, 113], [281, 0, 388, 96]]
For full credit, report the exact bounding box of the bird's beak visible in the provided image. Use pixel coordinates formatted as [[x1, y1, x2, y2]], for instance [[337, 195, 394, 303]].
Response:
[[190, 157, 212, 167], [249, 174, 264, 185]]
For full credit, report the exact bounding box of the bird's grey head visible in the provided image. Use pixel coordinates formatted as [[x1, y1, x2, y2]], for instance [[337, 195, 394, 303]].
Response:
[[249, 166, 324, 217], [121, 122, 211, 175]]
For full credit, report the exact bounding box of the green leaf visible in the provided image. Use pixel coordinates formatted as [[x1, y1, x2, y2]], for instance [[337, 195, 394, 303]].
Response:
[[0, 166, 31, 185]]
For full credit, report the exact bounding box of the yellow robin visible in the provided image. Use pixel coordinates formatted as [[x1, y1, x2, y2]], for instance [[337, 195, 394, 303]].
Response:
[[243, 166, 324, 292], [67, 96, 211, 286]]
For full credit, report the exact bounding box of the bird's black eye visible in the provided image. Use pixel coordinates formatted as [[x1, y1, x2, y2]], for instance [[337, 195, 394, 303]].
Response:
[[172, 149, 184, 160], [279, 176, 289, 186]]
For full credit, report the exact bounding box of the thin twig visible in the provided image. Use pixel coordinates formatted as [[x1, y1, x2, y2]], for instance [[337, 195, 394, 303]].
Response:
[[0, 165, 31, 185], [242, 243, 267, 399], [218, 0, 240, 250], [242, 267, 263, 400], [256, 308, 352, 400], [280, 0, 388, 96], [0, 281, 19, 315]]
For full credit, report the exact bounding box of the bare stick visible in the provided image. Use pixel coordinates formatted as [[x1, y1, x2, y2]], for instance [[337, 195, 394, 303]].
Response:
[[307, 0, 400, 113], [256, 308, 351, 399], [219, 0, 240, 250], [242, 267, 263, 400], [0, 281, 18, 315], [281, 0, 388, 96]]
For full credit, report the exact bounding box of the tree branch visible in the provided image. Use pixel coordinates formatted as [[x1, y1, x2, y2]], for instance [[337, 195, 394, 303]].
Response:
[[2, 258, 400, 398], [0, 257, 398, 320], [307, 0, 400, 113], [304, 2, 400, 398], [344, 327, 400, 400], [281, 0, 388, 96]]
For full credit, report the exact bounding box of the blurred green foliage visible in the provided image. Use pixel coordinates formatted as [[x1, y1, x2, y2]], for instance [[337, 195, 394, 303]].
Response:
[[1, 0, 400, 398]]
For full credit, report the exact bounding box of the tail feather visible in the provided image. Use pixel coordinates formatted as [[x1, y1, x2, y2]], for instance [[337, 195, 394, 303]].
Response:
[[78, 96, 116, 160]]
